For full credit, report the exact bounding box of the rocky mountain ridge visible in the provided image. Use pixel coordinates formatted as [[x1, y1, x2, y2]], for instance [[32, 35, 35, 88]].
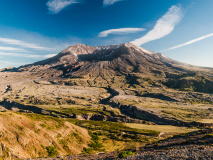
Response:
[[16, 43, 200, 77]]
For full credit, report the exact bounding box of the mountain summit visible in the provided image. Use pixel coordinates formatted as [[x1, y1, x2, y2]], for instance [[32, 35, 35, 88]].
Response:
[[19, 43, 192, 76], [16, 43, 213, 93]]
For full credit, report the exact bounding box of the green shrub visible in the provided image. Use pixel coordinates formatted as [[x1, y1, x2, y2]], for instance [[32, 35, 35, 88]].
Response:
[[82, 132, 103, 154], [118, 151, 135, 158], [39, 123, 47, 128], [73, 132, 83, 143], [82, 147, 92, 154], [56, 133, 62, 138], [18, 126, 24, 131], [46, 146, 59, 157], [59, 139, 70, 152], [89, 133, 103, 150]]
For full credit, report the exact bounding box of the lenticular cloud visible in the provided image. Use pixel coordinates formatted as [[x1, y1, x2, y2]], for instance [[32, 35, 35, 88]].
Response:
[[47, 0, 79, 14], [98, 28, 145, 37], [103, 0, 121, 6], [131, 5, 183, 46]]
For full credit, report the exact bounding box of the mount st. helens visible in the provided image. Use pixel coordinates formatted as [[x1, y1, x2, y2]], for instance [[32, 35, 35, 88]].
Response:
[[11, 42, 212, 93], [0, 43, 213, 159]]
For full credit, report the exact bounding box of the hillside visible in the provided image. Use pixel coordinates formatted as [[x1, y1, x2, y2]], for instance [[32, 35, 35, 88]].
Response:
[[16, 43, 213, 93], [0, 43, 213, 159]]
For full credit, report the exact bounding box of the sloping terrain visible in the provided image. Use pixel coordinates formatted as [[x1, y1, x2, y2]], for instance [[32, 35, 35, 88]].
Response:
[[0, 43, 213, 159], [27, 129, 213, 160], [0, 111, 90, 159], [16, 43, 213, 93]]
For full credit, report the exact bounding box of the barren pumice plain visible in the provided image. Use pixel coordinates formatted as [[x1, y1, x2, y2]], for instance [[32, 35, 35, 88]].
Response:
[[0, 43, 213, 159]]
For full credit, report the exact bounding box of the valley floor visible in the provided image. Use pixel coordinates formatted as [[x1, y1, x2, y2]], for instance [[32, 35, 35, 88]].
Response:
[[0, 71, 213, 159], [26, 145, 213, 160]]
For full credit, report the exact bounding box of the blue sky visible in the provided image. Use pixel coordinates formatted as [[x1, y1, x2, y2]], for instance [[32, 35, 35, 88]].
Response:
[[0, 0, 213, 68]]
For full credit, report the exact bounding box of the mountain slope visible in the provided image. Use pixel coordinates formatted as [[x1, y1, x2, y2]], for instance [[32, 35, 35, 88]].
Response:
[[16, 43, 213, 93], [1, 43, 213, 159], [18, 43, 187, 75]]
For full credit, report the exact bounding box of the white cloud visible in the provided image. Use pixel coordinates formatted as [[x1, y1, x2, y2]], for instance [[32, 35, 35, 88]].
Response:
[[44, 54, 57, 58], [0, 52, 56, 59], [47, 0, 79, 14], [131, 5, 183, 46], [0, 46, 27, 52], [162, 33, 213, 52], [103, 0, 121, 6], [98, 28, 145, 37], [0, 60, 23, 65], [0, 38, 52, 51]]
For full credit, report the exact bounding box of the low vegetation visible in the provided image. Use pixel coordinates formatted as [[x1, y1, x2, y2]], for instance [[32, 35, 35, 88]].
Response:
[[125, 123, 198, 134], [118, 151, 135, 158], [165, 76, 213, 94], [0, 112, 90, 159], [46, 146, 59, 157]]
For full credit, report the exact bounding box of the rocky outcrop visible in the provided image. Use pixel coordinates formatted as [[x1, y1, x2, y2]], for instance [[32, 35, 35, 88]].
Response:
[[118, 104, 213, 128], [17, 43, 198, 78], [72, 113, 153, 124], [4, 85, 12, 93]]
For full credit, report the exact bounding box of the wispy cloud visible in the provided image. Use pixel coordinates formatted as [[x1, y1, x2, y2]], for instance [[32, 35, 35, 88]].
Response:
[[47, 0, 79, 14], [44, 54, 57, 58], [103, 0, 122, 6], [0, 52, 56, 59], [162, 33, 213, 52], [131, 5, 183, 46], [98, 28, 145, 37], [0, 60, 23, 66], [0, 46, 28, 52], [0, 38, 52, 51]]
